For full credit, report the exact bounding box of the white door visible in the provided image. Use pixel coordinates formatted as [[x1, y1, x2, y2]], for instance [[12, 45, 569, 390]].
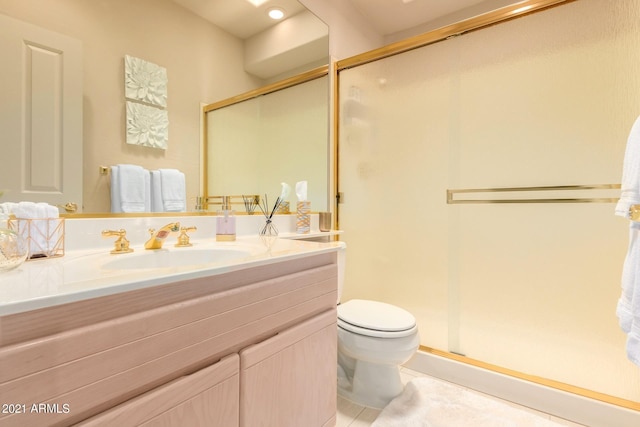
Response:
[[0, 13, 82, 212]]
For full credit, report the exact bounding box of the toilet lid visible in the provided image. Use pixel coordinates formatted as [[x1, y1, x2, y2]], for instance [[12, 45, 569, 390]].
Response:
[[338, 299, 416, 334]]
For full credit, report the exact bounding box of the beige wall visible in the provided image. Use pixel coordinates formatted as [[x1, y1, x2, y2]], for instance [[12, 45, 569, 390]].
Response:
[[0, 0, 263, 212], [338, 0, 640, 402]]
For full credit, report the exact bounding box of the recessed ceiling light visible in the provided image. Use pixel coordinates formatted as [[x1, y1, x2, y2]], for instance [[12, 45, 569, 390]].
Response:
[[267, 7, 285, 20], [246, 0, 268, 6]]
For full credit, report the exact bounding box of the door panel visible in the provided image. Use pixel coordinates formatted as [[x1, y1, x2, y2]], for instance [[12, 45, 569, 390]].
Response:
[[0, 13, 82, 210]]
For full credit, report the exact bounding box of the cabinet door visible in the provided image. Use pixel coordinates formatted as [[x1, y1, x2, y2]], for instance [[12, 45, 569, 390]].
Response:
[[240, 309, 337, 427], [78, 354, 239, 427]]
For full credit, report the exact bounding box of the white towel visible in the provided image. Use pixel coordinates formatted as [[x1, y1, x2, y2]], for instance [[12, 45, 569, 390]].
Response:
[[110, 165, 122, 213], [616, 116, 640, 218], [144, 171, 151, 212], [11, 201, 38, 219], [616, 115, 640, 366], [156, 169, 186, 212], [110, 164, 150, 213], [11, 201, 60, 256], [150, 170, 163, 212], [0, 202, 18, 220]]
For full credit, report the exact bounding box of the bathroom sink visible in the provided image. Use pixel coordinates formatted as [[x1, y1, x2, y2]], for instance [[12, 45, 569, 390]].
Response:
[[102, 248, 251, 270]]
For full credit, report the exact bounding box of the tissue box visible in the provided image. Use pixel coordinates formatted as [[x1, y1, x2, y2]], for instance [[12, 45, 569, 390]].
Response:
[[276, 201, 290, 214], [296, 201, 310, 234], [8, 218, 65, 259]]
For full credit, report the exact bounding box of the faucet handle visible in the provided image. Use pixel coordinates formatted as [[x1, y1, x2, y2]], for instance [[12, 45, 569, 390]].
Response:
[[175, 226, 197, 247], [102, 229, 134, 254]]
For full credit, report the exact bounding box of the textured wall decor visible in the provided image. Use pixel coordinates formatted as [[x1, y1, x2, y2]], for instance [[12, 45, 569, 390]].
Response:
[[125, 101, 169, 149], [124, 55, 168, 149], [124, 55, 167, 107]]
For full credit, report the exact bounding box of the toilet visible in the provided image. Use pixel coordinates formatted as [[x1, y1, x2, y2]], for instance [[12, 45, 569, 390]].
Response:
[[335, 244, 420, 409]]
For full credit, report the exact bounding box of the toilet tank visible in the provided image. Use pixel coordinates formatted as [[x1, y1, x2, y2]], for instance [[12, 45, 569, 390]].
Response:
[[337, 242, 346, 303]]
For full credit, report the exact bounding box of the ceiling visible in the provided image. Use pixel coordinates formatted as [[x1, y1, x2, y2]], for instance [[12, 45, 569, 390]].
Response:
[[172, 0, 493, 40], [170, 0, 502, 79], [347, 0, 489, 36], [171, 0, 308, 39]]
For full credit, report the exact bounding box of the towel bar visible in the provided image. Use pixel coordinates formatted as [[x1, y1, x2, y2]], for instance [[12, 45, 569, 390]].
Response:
[[203, 195, 260, 211], [446, 184, 620, 204]]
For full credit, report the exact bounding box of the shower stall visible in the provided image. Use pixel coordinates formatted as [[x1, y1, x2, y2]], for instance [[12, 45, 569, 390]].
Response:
[[337, 0, 640, 406]]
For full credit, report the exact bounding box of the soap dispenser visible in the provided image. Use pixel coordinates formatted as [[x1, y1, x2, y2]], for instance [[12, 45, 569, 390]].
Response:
[[216, 196, 236, 241]]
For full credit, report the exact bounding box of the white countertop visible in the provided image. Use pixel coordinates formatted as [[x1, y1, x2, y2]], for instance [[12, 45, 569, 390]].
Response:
[[0, 236, 344, 316]]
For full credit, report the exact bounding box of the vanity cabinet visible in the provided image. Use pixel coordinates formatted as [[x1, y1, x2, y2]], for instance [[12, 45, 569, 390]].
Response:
[[0, 252, 338, 427]]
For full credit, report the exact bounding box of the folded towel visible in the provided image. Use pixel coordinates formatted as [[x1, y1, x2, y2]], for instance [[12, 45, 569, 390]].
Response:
[[155, 169, 186, 212], [616, 115, 640, 366], [110, 164, 150, 213], [150, 170, 163, 212], [144, 170, 151, 212], [110, 166, 122, 213]]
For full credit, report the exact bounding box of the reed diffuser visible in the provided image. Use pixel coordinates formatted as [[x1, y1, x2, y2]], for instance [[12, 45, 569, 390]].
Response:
[[242, 195, 259, 215], [257, 194, 282, 238], [257, 183, 290, 244]]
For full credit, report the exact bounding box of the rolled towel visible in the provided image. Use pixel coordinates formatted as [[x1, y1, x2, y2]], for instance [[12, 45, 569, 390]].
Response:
[[0, 202, 18, 221], [12, 201, 38, 219], [12, 202, 60, 256]]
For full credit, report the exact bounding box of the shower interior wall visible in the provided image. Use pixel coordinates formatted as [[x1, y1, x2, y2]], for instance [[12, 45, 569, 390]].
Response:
[[338, 0, 640, 403]]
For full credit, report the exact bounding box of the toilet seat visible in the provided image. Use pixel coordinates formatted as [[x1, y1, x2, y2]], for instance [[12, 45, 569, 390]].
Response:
[[338, 299, 417, 338]]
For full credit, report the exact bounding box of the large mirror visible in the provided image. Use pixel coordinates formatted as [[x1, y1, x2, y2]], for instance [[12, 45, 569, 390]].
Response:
[[0, 0, 329, 215], [204, 67, 329, 213]]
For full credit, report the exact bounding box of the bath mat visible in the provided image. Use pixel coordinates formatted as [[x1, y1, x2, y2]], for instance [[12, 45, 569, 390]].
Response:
[[371, 377, 569, 427]]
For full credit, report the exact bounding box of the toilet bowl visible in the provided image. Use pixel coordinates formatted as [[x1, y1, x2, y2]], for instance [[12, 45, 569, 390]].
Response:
[[335, 245, 420, 409]]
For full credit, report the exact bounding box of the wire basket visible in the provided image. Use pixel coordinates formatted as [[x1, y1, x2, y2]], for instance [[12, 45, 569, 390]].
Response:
[[7, 218, 65, 259]]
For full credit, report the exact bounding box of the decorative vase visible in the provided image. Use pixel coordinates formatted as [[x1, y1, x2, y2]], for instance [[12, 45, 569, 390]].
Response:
[[258, 218, 278, 248], [0, 227, 29, 272]]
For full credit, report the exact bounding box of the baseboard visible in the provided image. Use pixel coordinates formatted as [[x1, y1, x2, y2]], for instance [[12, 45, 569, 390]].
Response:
[[404, 350, 640, 427]]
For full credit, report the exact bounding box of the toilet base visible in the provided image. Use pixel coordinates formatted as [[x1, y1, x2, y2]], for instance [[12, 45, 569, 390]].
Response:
[[337, 359, 405, 409]]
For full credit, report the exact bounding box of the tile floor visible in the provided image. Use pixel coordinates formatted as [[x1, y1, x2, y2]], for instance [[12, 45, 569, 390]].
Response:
[[336, 367, 587, 427]]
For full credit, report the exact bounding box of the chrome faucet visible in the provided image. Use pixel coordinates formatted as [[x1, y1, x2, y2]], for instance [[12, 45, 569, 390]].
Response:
[[145, 222, 180, 249]]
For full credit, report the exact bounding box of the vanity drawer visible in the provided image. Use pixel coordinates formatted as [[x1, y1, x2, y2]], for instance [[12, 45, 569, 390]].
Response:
[[77, 354, 239, 427], [0, 261, 337, 426]]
